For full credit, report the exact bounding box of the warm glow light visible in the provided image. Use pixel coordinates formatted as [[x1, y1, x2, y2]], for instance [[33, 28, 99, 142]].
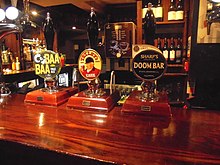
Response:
[[0, 9, 5, 21], [5, 6, 19, 20], [38, 113, 45, 127], [31, 11, 38, 16], [0, 127, 5, 138], [211, 0, 220, 2], [92, 114, 107, 118], [94, 119, 105, 124], [72, 26, 76, 30]]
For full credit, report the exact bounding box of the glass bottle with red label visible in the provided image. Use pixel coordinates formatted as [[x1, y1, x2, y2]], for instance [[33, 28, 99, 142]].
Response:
[[169, 37, 176, 63]]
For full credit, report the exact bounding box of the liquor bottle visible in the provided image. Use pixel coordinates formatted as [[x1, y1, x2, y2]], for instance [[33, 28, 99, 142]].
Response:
[[175, 37, 182, 64], [169, 37, 175, 63], [15, 57, 20, 71], [143, 3, 156, 45], [184, 36, 191, 72], [176, 0, 184, 20], [155, 0, 163, 22], [8, 48, 14, 63], [157, 37, 162, 50], [1, 40, 8, 64], [27, 44, 32, 61], [207, 1, 213, 12], [168, 0, 176, 21], [162, 38, 168, 61], [43, 12, 55, 51], [87, 7, 99, 50], [12, 60, 16, 71], [1, 40, 6, 51]]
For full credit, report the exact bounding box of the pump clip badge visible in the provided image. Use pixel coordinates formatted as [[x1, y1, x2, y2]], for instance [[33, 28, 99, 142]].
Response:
[[132, 46, 167, 81], [78, 49, 102, 81], [34, 50, 61, 79]]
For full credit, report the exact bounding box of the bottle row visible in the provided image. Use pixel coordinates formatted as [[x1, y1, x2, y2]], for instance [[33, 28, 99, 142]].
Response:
[[142, 0, 184, 22], [155, 37, 183, 64], [142, 0, 163, 22], [1, 40, 20, 71], [168, 0, 184, 21]]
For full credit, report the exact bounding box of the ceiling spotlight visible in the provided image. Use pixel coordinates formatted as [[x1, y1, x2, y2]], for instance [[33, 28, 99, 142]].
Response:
[[211, 0, 220, 2], [0, 9, 6, 22], [5, 6, 19, 20], [31, 11, 38, 16]]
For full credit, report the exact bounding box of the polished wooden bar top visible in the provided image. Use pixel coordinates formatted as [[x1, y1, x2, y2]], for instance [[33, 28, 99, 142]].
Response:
[[1, 94, 220, 165]]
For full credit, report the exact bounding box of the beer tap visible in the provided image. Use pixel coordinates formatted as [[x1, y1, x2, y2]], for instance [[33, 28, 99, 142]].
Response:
[[110, 70, 115, 94]]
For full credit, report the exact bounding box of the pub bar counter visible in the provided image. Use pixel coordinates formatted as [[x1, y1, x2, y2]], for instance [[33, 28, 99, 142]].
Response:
[[0, 94, 220, 165], [1, 0, 220, 164]]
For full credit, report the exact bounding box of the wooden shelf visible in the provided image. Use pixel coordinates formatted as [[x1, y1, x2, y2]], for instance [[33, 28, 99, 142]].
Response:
[[156, 21, 185, 25], [164, 73, 188, 76], [169, 100, 185, 106], [2, 63, 11, 65], [167, 64, 184, 67]]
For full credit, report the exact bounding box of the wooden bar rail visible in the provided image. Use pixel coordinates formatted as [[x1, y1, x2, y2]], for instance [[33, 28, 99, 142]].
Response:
[[0, 94, 220, 164]]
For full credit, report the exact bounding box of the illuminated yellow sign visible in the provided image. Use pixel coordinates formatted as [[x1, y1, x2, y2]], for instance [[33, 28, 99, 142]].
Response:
[[34, 50, 61, 79], [78, 49, 102, 81]]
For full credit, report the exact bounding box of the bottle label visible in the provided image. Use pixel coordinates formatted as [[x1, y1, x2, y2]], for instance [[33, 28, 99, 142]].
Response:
[[12, 62, 16, 70], [168, 11, 176, 21], [176, 50, 181, 58], [152, 7, 156, 16], [176, 11, 184, 20], [170, 50, 175, 61], [155, 7, 163, 18], [163, 50, 168, 60], [16, 62, 20, 71], [142, 8, 147, 18], [132, 48, 167, 81], [176, 50, 182, 63]]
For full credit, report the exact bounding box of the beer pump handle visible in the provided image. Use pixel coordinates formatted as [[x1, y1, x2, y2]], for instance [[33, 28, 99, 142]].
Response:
[[110, 70, 115, 94]]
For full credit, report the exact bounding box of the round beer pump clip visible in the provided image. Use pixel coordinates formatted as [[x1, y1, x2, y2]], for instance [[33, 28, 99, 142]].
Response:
[[34, 50, 62, 79], [132, 45, 167, 81], [78, 49, 102, 81]]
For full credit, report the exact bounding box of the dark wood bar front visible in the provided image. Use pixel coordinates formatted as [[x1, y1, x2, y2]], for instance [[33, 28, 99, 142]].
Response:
[[0, 94, 220, 165]]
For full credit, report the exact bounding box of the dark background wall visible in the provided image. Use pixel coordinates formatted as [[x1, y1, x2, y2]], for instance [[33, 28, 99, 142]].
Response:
[[189, 0, 220, 109]]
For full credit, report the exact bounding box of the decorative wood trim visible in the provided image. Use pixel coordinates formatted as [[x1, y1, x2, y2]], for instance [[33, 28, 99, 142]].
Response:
[[136, 0, 142, 44]]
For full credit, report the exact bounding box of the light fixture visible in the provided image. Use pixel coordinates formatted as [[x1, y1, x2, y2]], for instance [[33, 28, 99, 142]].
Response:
[[31, 11, 38, 16], [211, 0, 220, 3], [5, 6, 19, 20], [0, 9, 5, 22]]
